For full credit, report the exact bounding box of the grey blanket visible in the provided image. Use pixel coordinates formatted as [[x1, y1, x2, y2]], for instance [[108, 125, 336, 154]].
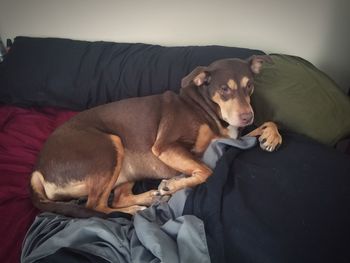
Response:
[[21, 136, 256, 263]]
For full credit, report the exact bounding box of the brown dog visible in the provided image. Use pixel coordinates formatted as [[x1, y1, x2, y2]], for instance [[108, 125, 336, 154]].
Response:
[[30, 56, 282, 217]]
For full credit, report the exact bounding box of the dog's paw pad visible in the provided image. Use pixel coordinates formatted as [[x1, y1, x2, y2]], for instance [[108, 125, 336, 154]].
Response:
[[259, 136, 282, 152], [153, 190, 161, 196], [260, 141, 275, 152], [158, 179, 172, 195], [159, 189, 170, 196]]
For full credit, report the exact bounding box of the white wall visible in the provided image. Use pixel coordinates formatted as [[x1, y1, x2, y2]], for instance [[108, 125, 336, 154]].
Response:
[[0, 0, 349, 92]]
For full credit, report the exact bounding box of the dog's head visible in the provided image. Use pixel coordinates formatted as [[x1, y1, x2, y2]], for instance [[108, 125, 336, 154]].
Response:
[[181, 55, 272, 128]]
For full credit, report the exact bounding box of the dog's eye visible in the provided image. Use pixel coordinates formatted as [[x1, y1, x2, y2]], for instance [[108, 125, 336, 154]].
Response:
[[220, 85, 231, 94]]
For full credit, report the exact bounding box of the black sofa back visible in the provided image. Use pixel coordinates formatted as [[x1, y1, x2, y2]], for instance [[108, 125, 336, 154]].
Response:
[[0, 37, 264, 110]]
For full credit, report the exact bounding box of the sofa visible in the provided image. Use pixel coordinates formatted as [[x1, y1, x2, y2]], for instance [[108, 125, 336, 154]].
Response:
[[0, 36, 349, 263]]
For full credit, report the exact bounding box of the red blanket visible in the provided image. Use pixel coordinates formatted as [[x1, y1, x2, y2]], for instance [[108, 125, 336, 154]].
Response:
[[0, 105, 76, 263]]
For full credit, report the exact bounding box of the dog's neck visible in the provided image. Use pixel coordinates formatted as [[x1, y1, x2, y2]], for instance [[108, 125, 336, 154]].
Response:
[[179, 85, 229, 135]]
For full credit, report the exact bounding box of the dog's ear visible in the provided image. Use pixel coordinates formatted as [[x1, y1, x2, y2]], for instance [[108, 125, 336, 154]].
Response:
[[181, 66, 211, 88], [248, 55, 273, 74]]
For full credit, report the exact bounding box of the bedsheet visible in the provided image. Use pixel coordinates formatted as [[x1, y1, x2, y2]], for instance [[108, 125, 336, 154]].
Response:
[[0, 105, 76, 263]]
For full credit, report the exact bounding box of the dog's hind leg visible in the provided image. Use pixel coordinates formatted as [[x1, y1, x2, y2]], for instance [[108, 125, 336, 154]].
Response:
[[85, 135, 152, 215], [89, 135, 154, 215], [85, 134, 129, 214], [87, 135, 124, 214]]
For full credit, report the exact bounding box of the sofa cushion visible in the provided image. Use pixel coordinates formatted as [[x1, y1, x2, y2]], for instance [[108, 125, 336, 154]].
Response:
[[252, 54, 350, 145], [0, 36, 264, 110]]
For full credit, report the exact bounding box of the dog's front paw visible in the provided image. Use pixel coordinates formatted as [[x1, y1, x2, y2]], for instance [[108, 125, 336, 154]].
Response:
[[258, 122, 282, 152], [158, 179, 174, 196], [157, 174, 188, 196]]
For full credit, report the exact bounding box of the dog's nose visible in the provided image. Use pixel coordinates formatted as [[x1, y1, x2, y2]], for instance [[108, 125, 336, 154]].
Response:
[[239, 112, 253, 123]]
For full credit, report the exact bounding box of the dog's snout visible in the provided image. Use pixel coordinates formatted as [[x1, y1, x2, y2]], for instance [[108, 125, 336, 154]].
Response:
[[239, 112, 253, 123]]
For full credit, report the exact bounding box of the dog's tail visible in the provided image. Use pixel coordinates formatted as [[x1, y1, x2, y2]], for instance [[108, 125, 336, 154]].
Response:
[[30, 171, 107, 218]]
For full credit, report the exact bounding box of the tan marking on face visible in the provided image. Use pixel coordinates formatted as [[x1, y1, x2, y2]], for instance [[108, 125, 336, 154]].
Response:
[[227, 79, 237, 90], [212, 92, 253, 126], [193, 124, 216, 154], [212, 92, 240, 124], [240, 76, 250, 87], [212, 92, 221, 105]]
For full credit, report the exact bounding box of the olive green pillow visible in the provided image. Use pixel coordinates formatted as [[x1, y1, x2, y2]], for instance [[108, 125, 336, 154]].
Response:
[[252, 54, 350, 145]]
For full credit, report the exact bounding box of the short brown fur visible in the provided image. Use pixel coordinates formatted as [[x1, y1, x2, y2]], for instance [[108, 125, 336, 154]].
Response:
[[30, 56, 282, 217]]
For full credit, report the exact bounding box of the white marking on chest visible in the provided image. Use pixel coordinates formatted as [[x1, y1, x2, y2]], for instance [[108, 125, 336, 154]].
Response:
[[226, 125, 239, 139]]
